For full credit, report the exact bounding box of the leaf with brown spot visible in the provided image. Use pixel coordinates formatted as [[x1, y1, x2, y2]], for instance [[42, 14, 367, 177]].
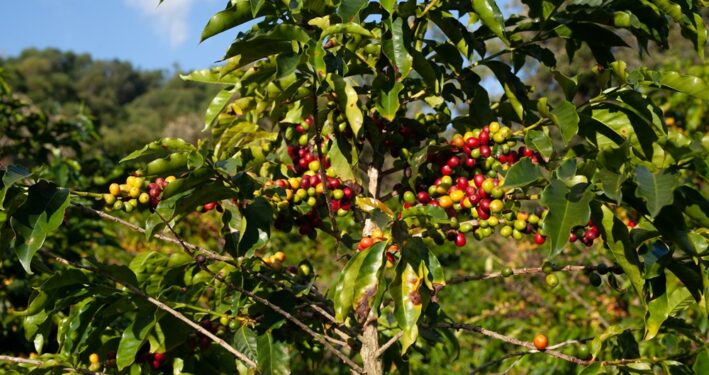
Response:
[[351, 242, 387, 323], [390, 249, 426, 353]]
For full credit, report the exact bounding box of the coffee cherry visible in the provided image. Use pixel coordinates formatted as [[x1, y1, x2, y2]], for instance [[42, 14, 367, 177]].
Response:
[[533, 334, 549, 350], [501, 267, 513, 277], [358, 237, 374, 251], [439, 196, 453, 208], [441, 164, 453, 176], [103, 194, 116, 205], [596, 263, 609, 275], [454, 232, 466, 247], [219, 316, 230, 326], [403, 191, 416, 204], [89, 353, 100, 364], [534, 232, 546, 245], [577, 344, 590, 359], [489, 199, 503, 213], [589, 272, 602, 287], [417, 191, 431, 204], [545, 273, 559, 288], [332, 189, 344, 200], [308, 160, 321, 172], [109, 183, 120, 196], [138, 192, 150, 205], [513, 220, 527, 231], [500, 225, 513, 237], [447, 156, 460, 168]]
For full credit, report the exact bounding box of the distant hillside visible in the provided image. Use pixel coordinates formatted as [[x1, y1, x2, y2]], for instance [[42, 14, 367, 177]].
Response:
[[0, 48, 218, 155]]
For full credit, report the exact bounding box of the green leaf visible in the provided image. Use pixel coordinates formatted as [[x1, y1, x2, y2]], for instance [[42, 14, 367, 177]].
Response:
[[257, 333, 289, 375], [634, 166, 679, 217], [10, 181, 70, 274], [376, 82, 404, 121], [645, 281, 692, 340], [473, 0, 508, 44], [653, 205, 696, 255], [553, 71, 578, 101], [204, 87, 237, 131], [382, 17, 413, 79], [117, 311, 157, 370], [401, 205, 448, 224], [275, 52, 301, 79], [590, 325, 625, 359], [694, 348, 709, 374], [200, 0, 254, 42], [503, 158, 543, 189], [233, 325, 258, 362], [0, 165, 30, 207], [321, 22, 373, 39], [540, 180, 593, 256], [391, 246, 425, 353], [351, 242, 387, 322], [503, 83, 523, 121], [337, 0, 367, 22], [238, 197, 273, 257], [326, 139, 356, 182], [599, 205, 645, 304], [550, 100, 579, 145], [524, 129, 553, 160], [333, 248, 369, 322], [180, 68, 237, 85], [642, 70, 709, 101], [326, 74, 363, 136], [120, 138, 195, 164]]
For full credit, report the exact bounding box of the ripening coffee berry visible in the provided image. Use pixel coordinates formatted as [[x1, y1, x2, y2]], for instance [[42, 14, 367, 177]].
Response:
[[533, 334, 549, 350], [545, 273, 559, 288]]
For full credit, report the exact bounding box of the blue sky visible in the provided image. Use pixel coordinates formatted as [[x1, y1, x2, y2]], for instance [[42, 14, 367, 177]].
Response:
[[0, 0, 518, 73], [0, 0, 241, 71]]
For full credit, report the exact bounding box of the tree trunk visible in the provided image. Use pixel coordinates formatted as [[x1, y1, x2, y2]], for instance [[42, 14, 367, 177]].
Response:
[[360, 163, 383, 375]]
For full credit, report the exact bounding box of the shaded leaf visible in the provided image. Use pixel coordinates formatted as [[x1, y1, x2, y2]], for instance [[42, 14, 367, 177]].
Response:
[[11, 181, 70, 274], [541, 180, 593, 255], [257, 333, 289, 375], [634, 166, 679, 217]]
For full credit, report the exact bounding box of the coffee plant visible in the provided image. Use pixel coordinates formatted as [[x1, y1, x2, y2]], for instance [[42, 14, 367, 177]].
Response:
[[1, 0, 708, 374]]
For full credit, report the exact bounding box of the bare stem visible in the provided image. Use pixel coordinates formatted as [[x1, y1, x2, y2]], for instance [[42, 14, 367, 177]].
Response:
[[375, 332, 404, 358], [436, 322, 591, 365], [79, 206, 232, 262], [448, 265, 599, 284]]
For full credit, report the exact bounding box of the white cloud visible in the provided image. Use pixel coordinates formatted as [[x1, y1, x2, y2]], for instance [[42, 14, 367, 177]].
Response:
[[125, 0, 194, 47]]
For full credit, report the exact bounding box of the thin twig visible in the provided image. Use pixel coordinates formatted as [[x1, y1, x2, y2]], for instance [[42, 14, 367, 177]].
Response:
[[448, 265, 598, 285], [435, 322, 592, 365], [310, 86, 342, 244], [43, 251, 257, 369], [0, 355, 104, 375], [80, 206, 232, 262], [375, 332, 404, 358]]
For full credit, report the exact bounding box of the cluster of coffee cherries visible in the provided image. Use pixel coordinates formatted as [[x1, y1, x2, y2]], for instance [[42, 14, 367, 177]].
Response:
[[569, 221, 600, 246], [399, 122, 548, 247], [266, 116, 357, 236], [262, 251, 286, 270], [356, 228, 399, 267], [103, 175, 175, 212], [88, 352, 101, 372], [136, 351, 167, 370], [284, 115, 316, 146]]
